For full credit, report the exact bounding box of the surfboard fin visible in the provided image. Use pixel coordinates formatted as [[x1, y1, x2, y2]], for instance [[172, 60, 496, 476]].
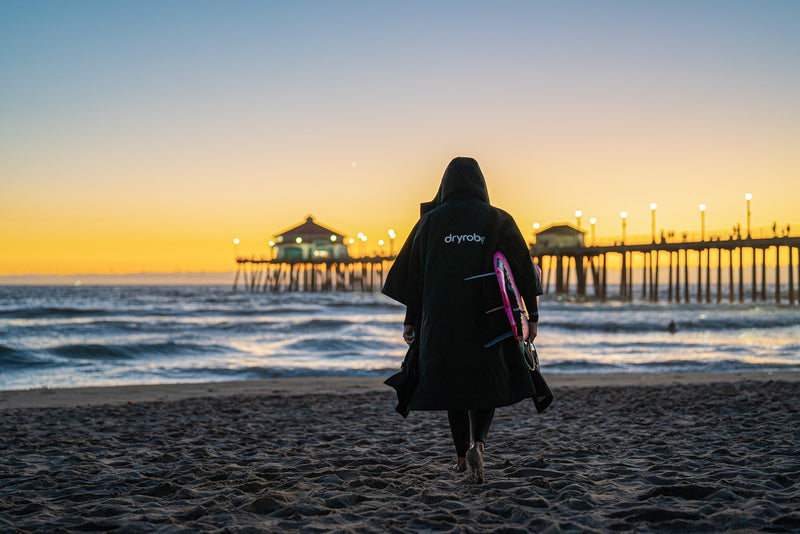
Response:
[[483, 331, 514, 348], [485, 306, 524, 316], [464, 272, 495, 281]]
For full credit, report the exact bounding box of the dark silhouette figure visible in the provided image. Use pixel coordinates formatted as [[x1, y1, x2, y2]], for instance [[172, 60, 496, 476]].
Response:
[[382, 157, 543, 484]]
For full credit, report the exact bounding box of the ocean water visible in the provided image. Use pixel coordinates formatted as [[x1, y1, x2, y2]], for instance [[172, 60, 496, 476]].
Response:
[[1, 285, 799, 391]]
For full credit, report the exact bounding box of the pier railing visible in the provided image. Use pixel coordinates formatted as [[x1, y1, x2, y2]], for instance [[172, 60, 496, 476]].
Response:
[[533, 236, 800, 305], [587, 225, 795, 248]]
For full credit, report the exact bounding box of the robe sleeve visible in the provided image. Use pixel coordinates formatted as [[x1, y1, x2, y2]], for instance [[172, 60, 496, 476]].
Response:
[[381, 218, 427, 327], [381, 221, 417, 306]]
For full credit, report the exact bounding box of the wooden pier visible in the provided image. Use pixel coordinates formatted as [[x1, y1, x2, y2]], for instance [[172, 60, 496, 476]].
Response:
[[232, 257, 393, 293], [533, 236, 800, 304], [233, 236, 800, 305]]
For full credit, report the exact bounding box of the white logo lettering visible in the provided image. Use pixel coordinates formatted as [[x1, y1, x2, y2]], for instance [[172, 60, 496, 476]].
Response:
[[444, 233, 485, 245]]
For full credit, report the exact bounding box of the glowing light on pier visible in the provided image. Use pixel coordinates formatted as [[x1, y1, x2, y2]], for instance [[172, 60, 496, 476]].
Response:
[[699, 204, 707, 241], [620, 212, 627, 244], [745, 193, 752, 238], [387, 229, 396, 255], [357, 233, 367, 257], [650, 203, 658, 243]]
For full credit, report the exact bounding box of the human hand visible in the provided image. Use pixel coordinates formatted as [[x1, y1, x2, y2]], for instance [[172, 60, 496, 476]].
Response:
[[403, 325, 415, 346], [528, 322, 538, 341]]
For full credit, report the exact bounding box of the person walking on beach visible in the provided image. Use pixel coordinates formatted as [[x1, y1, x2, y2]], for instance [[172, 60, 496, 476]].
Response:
[[382, 157, 542, 484]]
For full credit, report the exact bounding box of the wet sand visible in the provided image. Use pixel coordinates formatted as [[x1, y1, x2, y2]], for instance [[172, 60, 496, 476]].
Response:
[[2, 373, 800, 532]]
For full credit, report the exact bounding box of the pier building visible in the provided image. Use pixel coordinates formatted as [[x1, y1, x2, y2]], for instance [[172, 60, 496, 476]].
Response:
[[271, 216, 349, 261]]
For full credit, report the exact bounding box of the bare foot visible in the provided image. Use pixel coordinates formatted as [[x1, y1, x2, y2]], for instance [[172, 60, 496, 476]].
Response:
[[465, 442, 485, 484], [450, 457, 466, 473]]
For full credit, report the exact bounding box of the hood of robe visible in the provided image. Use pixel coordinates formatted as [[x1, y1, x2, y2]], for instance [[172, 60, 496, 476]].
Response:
[[437, 157, 490, 205]]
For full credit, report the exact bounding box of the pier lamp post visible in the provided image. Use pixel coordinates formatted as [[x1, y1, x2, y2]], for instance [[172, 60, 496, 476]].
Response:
[[233, 238, 240, 259], [699, 204, 706, 241], [268, 240, 275, 260], [745, 193, 752, 238], [575, 210, 582, 229], [378, 239, 385, 256], [620, 212, 627, 244], [650, 203, 657, 243], [388, 229, 396, 256], [358, 233, 367, 257], [590, 218, 597, 246]]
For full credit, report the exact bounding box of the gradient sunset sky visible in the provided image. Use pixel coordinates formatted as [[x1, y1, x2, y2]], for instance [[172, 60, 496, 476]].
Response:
[[2, 1, 798, 276]]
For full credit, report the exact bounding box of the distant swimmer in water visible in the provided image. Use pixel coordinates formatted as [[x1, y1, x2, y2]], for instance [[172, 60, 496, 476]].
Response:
[[668, 320, 678, 334]]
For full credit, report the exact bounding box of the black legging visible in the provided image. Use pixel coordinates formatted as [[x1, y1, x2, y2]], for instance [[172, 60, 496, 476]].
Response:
[[447, 408, 495, 458]]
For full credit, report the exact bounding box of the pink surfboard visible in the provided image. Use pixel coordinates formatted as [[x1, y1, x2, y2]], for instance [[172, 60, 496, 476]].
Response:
[[492, 251, 529, 343], [466, 252, 540, 348]]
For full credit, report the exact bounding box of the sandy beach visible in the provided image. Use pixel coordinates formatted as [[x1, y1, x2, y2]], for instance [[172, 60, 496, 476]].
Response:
[[3, 372, 800, 532]]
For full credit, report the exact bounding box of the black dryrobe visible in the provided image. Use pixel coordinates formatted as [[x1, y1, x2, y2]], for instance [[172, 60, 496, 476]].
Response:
[[382, 158, 542, 411]]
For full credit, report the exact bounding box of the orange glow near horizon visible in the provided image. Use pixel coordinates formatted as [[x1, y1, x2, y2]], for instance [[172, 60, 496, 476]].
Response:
[[2, 151, 799, 277], [3, 164, 797, 277]]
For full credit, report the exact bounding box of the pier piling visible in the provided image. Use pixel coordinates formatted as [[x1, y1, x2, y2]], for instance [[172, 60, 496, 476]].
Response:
[[530, 236, 799, 304]]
